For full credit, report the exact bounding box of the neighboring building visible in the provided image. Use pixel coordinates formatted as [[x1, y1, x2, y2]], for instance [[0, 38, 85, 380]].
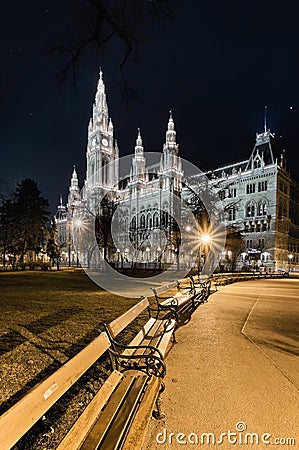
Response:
[[56, 71, 299, 272], [204, 129, 299, 271]]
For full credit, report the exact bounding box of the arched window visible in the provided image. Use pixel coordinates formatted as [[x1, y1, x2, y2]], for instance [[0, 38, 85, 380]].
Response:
[[228, 207, 236, 221], [140, 214, 145, 228], [258, 202, 267, 216], [161, 210, 168, 227], [245, 202, 255, 218], [146, 213, 152, 229], [102, 157, 108, 185], [253, 157, 262, 169], [153, 212, 159, 228], [131, 216, 136, 230]]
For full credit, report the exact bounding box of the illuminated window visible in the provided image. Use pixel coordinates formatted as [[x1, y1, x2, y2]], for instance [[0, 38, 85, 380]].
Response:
[[246, 202, 255, 217], [258, 203, 267, 216]]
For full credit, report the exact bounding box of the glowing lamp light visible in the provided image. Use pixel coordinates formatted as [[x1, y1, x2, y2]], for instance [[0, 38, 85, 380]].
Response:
[[201, 234, 211, 244], [74, 218, 83, 228]]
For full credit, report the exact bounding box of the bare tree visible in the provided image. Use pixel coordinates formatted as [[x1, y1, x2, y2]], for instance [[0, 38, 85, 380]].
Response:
[[51, 0, 175, 90], [95, 192, 118, 262], [224, 225, 246, 272]]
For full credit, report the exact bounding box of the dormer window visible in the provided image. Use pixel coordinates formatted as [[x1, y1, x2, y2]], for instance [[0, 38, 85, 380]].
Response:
[[254, 159, 261, 169], [253, 153, 263, 169]]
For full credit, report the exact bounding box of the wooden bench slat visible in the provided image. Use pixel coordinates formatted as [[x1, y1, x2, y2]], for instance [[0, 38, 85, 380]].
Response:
[[0, 332, 111, 450], [131, 320, 165, 356], [120, 317, 156, 357], [56, 370, 124, 450], [131, 318, 175, 359], [121, 376, 161, 450], [109, 297, 149, 337], [154, 319, 176, 357], [99, 374, 149, 450], [160, 292, 191, 308], [152, 281, 177, 295], [80, 373, 148, 450]]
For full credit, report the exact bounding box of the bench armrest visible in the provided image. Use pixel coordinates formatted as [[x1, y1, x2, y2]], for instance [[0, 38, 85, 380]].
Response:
[[99, 322, 166, 378], [147, 305, 178, 322], [176, 280, 195, 295]]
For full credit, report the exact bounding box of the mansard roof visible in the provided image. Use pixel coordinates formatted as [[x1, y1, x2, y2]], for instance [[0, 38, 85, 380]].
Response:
[[203, 129, 283, 181], [245, 130, 276, 170], [205, 159, 249, 179]]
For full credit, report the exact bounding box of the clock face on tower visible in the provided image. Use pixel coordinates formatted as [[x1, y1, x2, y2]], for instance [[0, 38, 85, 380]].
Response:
[[102, 138, 109, 147]]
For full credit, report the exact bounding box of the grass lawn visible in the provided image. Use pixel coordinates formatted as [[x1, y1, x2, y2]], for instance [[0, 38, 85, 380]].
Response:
[[0, 270, 144, 400], [0, 268, 139, 331], [0, 268, 154, 448]]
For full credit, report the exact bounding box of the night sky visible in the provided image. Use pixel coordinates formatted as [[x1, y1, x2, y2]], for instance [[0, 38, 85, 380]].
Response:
[[1, 1, 299, 213]]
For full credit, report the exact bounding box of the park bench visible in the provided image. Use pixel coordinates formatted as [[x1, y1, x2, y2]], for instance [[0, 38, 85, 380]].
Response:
[[0, 297, 175, 450], [150, 279, 196, 322], [213, 275, 233, 288], [189, 276, 211, 302]]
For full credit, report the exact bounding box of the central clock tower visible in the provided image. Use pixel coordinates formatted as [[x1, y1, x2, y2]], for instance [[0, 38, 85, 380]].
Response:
[[85, 70, 119, 191]]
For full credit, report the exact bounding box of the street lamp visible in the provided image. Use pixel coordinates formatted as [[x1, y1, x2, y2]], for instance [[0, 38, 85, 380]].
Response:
[[73, 217, 83, 268], [199, 233, 211, 274], [116, 249, 120, 268], [71, 250, 75, 265], [288, 253, 294, 271], [74, 218, 83, 228], [201, 234, 211, 245], [146, 246, 150, 263]]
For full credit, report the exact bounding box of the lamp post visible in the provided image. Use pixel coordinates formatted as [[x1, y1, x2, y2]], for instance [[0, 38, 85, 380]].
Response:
[[146, 246, 150, 266], [116, 249, 120, 268], [199, 233, 211, 274], [71, 250, 75, 265], [288, 253, 294, 272]]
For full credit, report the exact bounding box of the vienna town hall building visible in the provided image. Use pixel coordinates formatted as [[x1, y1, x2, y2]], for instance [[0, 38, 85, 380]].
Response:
[[56, 71, 299, 272]]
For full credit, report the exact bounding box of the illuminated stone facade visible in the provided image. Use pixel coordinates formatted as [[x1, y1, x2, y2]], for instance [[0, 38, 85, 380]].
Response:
[[56, 72, 299, 271]]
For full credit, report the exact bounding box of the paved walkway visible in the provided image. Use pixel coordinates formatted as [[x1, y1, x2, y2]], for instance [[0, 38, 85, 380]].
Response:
[[143, 278, 299, 450]]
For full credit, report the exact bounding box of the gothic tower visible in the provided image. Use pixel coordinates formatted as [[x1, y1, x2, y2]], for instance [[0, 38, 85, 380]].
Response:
[[85, 70, 119, 191], [130, 129, 147, 182], [68, 165, 80, 210], [160, 111, 183, 194]]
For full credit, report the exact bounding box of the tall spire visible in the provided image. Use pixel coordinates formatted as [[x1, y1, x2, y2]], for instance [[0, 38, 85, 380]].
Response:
[[264, 105, 268, 133], [71, 165, 79, 190], [131, 128, 146, 181], [95, 67, 107, 110], [72, 165, 78, 180], [166, 110, 176, 143], [135, 128, 143, 150], [97, 66, 105, 93], [160, 110, 182, 192]]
